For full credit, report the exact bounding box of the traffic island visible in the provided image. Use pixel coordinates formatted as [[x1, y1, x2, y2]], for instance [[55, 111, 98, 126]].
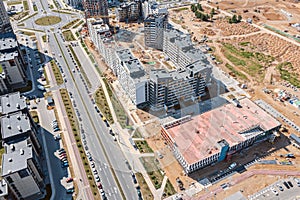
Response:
[[35, 16, 62, 26]]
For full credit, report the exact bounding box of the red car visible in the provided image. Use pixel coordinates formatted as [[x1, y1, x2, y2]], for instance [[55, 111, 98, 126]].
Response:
[[66, 177, 73, 183], [97, 183, 102, 189]]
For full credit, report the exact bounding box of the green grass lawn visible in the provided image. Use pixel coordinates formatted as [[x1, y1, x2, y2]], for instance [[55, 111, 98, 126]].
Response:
[[0, 146, 5, 166], [30, 111, 39, 123], [23, 0, 29, 10], [222, 43, 270, 82], [162, 179, 176, 198], [132, 128, 143, 138], [62, 30, 75, 41], [135, 140, 153, 153], [225, 63, 248, 80], [7, 1, 22, 5], [35, 16, 61, 26], [140, 157, 164, 189], [277, 62, 300, 88], [50, 60, 63, 85], [62, 18, 80, 29], [94, 87, 114, 124], [42, 35, 47, 42], [103, 79, 130, 128], [33, 4, 38, 11], [135, 173, 154, 200]]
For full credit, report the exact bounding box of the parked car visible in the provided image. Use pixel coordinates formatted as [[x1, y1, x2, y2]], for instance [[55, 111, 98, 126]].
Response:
[[37, 85, 45, 91], [66, 177, 73, 183], [97, 183, 102, 189], [277, 184, 284, 191], [288, 181, 293, 187], [95, 175, 100, 182], [283, 181, 290, 189], [271, 187, 278, 196], [54, 134, 61, 140]]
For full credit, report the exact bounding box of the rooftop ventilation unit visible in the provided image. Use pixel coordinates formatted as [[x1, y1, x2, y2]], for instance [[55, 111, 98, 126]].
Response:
[[20, 149, 24, 155]]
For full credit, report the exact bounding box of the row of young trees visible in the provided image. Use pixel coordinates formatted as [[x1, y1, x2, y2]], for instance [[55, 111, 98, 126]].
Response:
[[228, 14, 242, 24], [190, 4, 216, 21]]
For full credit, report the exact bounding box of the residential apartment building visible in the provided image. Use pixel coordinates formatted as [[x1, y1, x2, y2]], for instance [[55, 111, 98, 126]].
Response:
[[144, 12, 168, 50], [0, 33, 27, 94], [84, 0, 109, 24], [2, 143, 45, 200], [142, 0, 167, 19], [116, 49, 148, 105], [87, 18, 110, 49], [0, 92, 44, 200], [0, 1, 12, 33], [0, 180, 8, 200], [65, 0, 82, 8], [0, 92, 27, 115], [149, 60, 212, 110], [117, 0, 142, 22], [87, 18, 119, 74], [163, 29, 209, 69]]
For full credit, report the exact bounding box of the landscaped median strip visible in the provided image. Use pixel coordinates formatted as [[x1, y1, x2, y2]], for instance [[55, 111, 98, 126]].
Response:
[[59, 89, 101, 198], [53, 33, 126, 200], [68, 45, 92, 88]]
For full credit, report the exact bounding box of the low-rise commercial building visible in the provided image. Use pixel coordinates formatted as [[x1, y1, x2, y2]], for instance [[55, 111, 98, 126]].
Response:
[[161, 98, 281, 174], [116, 49, 148, 105], [149, 60, 212, 110]]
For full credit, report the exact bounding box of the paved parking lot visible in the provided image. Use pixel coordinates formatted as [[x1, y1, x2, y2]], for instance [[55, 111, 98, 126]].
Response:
[[249, 177, 300, 200]]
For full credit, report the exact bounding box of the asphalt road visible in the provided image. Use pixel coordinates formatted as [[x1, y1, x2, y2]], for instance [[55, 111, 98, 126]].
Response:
[[13, 0, 139, 198], [47, 31, 139, 200]]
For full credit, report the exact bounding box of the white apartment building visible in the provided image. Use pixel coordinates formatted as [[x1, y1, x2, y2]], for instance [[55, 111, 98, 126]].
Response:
[[144, 12, 168, 50], [1, 109, 44, 200], [0, 33, 27, 94], [116, 49, 148, 105], [2, 144, 45, 200], [149, 60, 212, 110], [163, 29, 209, 69], [87, 18, 110, 50]]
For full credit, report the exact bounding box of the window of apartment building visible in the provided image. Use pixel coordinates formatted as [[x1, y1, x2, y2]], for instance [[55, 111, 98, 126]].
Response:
[[8, 60, 15, 66], [19, 169, 29, 178], [6, 176, 13, 183]]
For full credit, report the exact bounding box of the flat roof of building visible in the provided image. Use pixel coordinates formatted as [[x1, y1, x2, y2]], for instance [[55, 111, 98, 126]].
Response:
[[116, 49, 145, 79], [163, 98, 281, 165], [0, 179, 8, 197], [1, 112, 31, 140], [0, 92, 26, 115], [2, 146, 32, 176]]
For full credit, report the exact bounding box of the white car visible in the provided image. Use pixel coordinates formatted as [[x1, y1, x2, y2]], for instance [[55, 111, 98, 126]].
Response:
[[271, 187, 279, 196], [37, 85, 45, 91]]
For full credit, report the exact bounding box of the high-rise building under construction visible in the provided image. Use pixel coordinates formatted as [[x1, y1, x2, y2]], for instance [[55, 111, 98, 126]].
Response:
[[0, 1, 12, 33], [84, 0, 109, 24]]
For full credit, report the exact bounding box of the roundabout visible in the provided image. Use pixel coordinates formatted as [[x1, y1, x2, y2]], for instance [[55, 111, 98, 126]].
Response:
[[35, 16, 62, 26]]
